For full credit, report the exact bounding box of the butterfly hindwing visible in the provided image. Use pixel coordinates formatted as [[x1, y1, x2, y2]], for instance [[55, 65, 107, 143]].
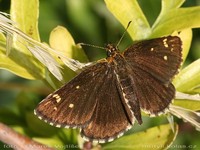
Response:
[[123, 36, 182, 115], [81, 65, 133, 142], [131, 65, 175, 115]]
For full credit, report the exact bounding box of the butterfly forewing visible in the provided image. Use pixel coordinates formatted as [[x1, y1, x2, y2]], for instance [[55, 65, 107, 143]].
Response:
[[35, 60, 134, 142], [35, 62, 109, 127], [124, 36, 182, 83]]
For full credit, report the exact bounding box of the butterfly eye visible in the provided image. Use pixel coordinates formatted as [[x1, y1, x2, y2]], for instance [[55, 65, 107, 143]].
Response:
[[107, 49, 113, 57], [106, 44, 117, 57]]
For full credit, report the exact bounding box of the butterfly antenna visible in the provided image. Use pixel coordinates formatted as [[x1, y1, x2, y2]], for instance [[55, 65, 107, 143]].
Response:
[[116, 21, 132, 48], [78, 21, 132, 50], [77, 43, 106, 50]]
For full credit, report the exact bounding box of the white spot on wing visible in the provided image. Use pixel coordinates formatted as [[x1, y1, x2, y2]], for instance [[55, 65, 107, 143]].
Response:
[[56, 124, 61, 128], [49, 122, 54, 126], [34, 109, 37, 115], [64, 125, 70, 128], [69, 103, 74, 108], [52, 94, 58, 98], [163, 38, 169, 48], [80, 123, 133, 143], [53, 94, 62, 103], [56, 98, 61, 103], [164, 55, 168, 60], [142, 107, 169, 117]]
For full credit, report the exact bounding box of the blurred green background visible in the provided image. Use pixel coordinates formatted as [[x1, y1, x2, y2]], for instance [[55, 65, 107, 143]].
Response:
[[0, 0, 200, 149]]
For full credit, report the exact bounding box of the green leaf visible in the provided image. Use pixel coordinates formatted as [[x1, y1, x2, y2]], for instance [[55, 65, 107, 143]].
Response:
[[33, 137, 64, 149], [105, 0, 151, 40], [178, 29, 192, 62], [57, 129, 78, 146], [16, 92, 38, 118], [174, 100, 200, 111], [0, 108, 21, 125], [12, 126, 28, 135], [102, 124, 178, 150], [158, 0, 185, 16], [15, 92, 60, 136], [173, 58, 200, 111], [49, 26, 88, 84], [10, 0, 40, 40], [151, 5, 200, 38], [173, 59, 200, 93], [50, 26, 76, 59], [66, 0, 104, 43], [0, 33, 5, 41], [0, 45, 44, 79], [0, 0, 45, 80], [105, 0, 200, 41], [26, 112, 59, 137], [49, 26, 88, 62]]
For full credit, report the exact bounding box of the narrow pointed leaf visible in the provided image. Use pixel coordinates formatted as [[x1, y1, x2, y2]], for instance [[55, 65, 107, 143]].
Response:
[[151, 6, 200, 38], [105, 0, 151, 40], [173, 59, 200, 92]]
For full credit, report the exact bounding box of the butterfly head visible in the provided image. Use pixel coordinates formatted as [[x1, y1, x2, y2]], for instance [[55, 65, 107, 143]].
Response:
[[106, 44, 119, 57]]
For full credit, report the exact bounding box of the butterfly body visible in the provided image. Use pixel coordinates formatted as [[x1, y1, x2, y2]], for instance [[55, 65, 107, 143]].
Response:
[[35, 36, 182, 143]]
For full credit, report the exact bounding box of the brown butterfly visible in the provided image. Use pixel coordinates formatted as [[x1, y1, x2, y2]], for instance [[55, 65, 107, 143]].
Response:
[[35, 36, 182, 143]]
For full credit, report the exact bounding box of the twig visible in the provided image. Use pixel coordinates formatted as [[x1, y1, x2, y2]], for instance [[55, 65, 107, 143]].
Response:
[[0, 122, 55, 150]]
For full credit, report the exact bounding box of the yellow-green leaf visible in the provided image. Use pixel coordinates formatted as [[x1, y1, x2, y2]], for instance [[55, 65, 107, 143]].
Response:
[[174, 100, 200, 111], [0, 45, 44, 79], [33, 137, 64, 149], [173, 59, 200, 93], [151, 6, 200, 38], [105, 0, 151, 40], [103, 124, 178, 150], [49, 26, 88, 83], [0, 0, 45, 80], [50, 26, 75, 58], [178, 29, 192, 62], [10, 0, 40, 40]]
